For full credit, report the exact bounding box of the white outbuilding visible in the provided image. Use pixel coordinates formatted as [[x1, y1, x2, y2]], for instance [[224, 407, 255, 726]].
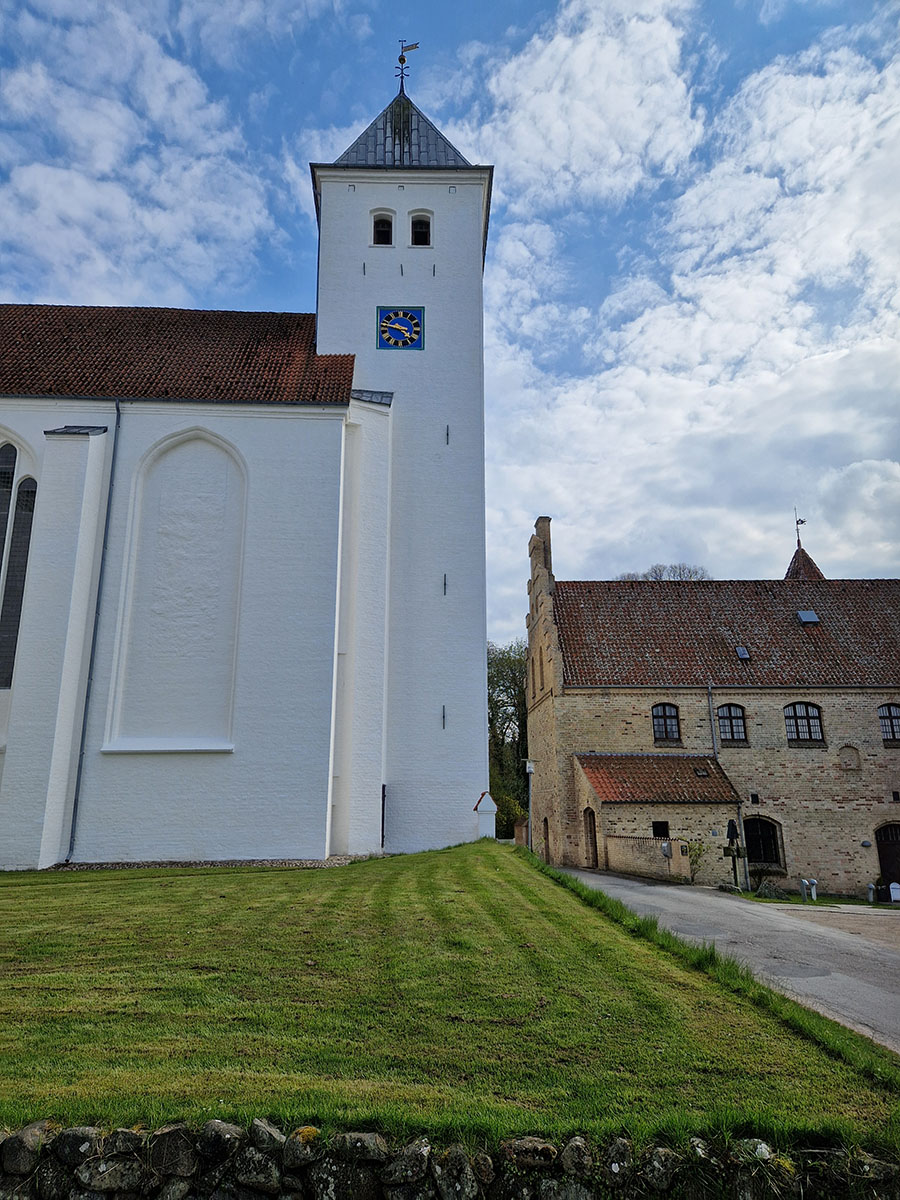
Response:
[[0, 84, 493, 868]]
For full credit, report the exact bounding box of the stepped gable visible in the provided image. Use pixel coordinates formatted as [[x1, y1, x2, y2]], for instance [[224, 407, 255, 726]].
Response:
[[576, 753, 740, 805], [0, 304, 354, 406], [553, 577, 900, 689], [334, 89, 471, 168], [785, 545, 825, 581]]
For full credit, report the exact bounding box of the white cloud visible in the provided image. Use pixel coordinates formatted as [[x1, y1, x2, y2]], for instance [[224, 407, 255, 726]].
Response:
[[452, 0, 704, 215], [483, 16, 900, 636], [0, 4, 273, 304], [176, 0, 338, 67]]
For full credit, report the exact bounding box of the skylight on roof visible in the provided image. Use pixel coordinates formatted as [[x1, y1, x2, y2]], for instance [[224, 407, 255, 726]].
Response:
[[735, 646, 750, 660], [797, 610, 819, 625]]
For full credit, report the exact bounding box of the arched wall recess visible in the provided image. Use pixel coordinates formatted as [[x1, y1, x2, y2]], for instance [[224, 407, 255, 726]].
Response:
[[106, 429, 247, 750]]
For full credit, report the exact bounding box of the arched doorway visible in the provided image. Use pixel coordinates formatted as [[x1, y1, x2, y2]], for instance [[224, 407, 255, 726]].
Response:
[[583, 808, 598, 869], [876, 824, 900, 885]]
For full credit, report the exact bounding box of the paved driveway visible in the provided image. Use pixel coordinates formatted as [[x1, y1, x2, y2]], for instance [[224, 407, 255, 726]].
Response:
[[562, 868, 900, 1055]]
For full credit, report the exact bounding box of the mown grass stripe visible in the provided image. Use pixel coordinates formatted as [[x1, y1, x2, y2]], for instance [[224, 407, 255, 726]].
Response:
[[518, 846, 900, 1096]]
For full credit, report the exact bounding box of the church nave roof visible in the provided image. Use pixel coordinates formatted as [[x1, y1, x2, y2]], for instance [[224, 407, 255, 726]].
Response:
[[0, 305, 354, 407]]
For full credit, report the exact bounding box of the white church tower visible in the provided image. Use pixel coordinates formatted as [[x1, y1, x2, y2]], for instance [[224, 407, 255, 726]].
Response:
[[312, 71, 493, 854]]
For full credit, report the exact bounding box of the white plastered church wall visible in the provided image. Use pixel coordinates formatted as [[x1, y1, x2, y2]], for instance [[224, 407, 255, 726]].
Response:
[[69, 402, 347, 864], [330, 395, 392, 856], [315, 169, 490, 853], [0, 410, 112, 869]]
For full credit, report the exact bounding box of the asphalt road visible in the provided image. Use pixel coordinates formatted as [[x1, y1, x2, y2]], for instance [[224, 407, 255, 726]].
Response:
[[562, 868, 900, 1055]]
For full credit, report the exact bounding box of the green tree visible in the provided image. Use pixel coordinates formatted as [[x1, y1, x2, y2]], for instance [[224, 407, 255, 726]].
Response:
[[615, 563, 712, 581], [487, 638, 528, 838]]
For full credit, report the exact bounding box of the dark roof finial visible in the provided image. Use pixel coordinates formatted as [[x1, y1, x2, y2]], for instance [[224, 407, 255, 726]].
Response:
[[396, 40, 419, 95], [794, 507, 806, 549]]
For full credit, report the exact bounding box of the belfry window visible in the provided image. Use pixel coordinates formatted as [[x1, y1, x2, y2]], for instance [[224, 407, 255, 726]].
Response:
[[373, 215, 392, 245], [411, 215, 431, 246], [0, 445, 37, 688], [652, 702, 680, 742], [784, 702, 824, 743]]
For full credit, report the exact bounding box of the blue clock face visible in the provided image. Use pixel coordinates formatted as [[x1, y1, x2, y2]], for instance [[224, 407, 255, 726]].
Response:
[[378, 306, 424, 350]]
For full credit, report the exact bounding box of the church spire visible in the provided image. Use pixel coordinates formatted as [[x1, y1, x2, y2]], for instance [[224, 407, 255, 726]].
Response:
[[785, 515, 825, 580]]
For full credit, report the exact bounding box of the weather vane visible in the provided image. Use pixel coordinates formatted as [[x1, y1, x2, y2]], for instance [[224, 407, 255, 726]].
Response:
[[794, 507, 807, 547], [396, 40, 419, 92]]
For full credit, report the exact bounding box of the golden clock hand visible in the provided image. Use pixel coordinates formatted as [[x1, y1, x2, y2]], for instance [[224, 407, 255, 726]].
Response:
[[387, 322, 411, 333]]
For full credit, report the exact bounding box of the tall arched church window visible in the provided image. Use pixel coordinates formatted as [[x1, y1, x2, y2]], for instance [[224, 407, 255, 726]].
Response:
[[411, 215, 431, 246], [373, 215, 392, 245], [784, 702, 824, 743], [717, 703, 747, 743], [0, 471, 37, 688], [652, 702, 680, 742], [878, 704, 900, 744]]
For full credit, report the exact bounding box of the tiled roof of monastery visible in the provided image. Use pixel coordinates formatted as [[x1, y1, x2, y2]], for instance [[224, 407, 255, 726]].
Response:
[[334, 89, 471, 168], [576, 753, 740, 805], [784, 545, 825, 580], [554, 578, 900, 688], [0, 305, 354, 406]]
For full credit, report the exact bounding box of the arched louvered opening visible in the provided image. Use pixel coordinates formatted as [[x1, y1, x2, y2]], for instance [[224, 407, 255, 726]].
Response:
[[411, 215, 431, 246], [373, 215, 392, 245]]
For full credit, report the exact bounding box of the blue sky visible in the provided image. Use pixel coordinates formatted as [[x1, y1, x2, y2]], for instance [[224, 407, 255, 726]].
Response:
[[2, 0, 898, 640]]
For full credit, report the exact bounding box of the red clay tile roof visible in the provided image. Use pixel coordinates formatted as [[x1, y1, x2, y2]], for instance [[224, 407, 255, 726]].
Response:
[[554, 579, 900, 688], [576, 753, 740, 805], [785, 545, 825, 580], [0, 305, 354, 406]]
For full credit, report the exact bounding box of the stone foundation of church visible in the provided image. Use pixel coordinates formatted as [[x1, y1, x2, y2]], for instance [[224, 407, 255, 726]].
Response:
[[1, 1119, 896, 1200]]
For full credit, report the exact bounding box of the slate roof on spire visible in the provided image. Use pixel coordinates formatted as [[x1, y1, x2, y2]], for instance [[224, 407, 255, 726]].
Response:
[[785, 545, 826, 581], [334, 89, 471, 168]]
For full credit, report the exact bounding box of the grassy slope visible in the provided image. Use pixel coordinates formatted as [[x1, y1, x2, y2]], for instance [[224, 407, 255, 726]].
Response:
[[0, 840, 897, 1150]]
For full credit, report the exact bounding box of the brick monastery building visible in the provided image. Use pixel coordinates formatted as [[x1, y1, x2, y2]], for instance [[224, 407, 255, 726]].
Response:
[[526, 517, 900, 895]]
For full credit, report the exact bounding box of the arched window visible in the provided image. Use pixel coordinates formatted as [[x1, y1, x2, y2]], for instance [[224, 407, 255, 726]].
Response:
[[539, 647, 545, 691], [717, 703, 747, 743], [0, 461, 37, 689], [744, 816, 783, 867], [878, 704, 900, 744], [542, 816, 550, 863], [652, 702, 680, 742], [411, 215, 431, 246], [530, 654, 536, 698], [784, 702, 824, 743], [373, 215, 392, 245]]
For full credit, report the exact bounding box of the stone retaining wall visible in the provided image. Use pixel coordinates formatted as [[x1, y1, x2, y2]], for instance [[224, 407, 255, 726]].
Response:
[[1, 1119, 897, 1200]]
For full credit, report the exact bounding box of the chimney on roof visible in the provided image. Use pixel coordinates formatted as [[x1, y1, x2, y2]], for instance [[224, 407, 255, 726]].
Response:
[[533, 516, 552, 575], [527, 516, 556, 625]]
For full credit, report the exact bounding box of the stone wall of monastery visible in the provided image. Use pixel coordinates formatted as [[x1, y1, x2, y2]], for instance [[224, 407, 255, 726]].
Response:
[[530, 684, 900, 894]]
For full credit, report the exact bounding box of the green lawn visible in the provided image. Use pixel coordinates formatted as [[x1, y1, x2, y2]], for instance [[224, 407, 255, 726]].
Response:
[[0, 841, 897, 1151]]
